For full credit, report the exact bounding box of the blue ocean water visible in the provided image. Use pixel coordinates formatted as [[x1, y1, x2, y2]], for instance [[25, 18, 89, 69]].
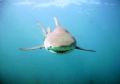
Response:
[[0, 0, 120, 84]]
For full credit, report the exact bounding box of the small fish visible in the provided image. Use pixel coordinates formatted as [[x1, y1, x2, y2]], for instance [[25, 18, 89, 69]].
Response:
[[20, 17, 96, 54]]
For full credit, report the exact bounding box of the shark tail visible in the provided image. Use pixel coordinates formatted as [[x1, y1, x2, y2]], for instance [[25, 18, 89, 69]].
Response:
[[37, 21, 47, 37]]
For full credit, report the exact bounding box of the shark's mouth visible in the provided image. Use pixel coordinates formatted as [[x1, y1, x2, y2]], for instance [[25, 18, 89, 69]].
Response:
[[51, 50, 70, 53], [47, 45, 74, 54]]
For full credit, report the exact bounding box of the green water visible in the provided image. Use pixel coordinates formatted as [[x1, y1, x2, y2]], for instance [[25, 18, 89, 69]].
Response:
[[0, 0, 120, 84]]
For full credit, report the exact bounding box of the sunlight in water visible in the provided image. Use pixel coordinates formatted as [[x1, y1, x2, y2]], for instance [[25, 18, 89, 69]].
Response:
[[14, 0, 116, 8]]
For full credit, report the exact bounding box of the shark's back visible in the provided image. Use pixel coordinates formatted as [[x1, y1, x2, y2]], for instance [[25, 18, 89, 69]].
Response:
[[45, 28, 75, 46]]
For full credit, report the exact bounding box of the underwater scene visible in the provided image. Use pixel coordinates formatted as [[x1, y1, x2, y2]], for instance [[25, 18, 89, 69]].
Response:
[[0, 0, 120, 84]]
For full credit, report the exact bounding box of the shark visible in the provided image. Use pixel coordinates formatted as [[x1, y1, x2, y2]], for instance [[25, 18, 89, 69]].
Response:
[[20, 17, 96, 54]]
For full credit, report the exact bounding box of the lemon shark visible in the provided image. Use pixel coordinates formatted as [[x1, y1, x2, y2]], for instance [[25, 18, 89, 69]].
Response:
[[20, 17, 96, 53]]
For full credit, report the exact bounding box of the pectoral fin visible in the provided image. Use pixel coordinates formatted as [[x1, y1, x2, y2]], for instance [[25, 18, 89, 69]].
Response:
[[75, 46, 96, 52], [19, 45, 44, 51]]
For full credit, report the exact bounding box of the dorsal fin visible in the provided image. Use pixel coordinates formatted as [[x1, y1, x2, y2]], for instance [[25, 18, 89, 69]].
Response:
[[54, 17, 60, 27]]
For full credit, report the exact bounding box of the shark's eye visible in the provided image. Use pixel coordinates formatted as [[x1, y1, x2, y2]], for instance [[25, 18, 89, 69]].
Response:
[[48, 46, 52, 50], [50, 46, 52, 48]]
